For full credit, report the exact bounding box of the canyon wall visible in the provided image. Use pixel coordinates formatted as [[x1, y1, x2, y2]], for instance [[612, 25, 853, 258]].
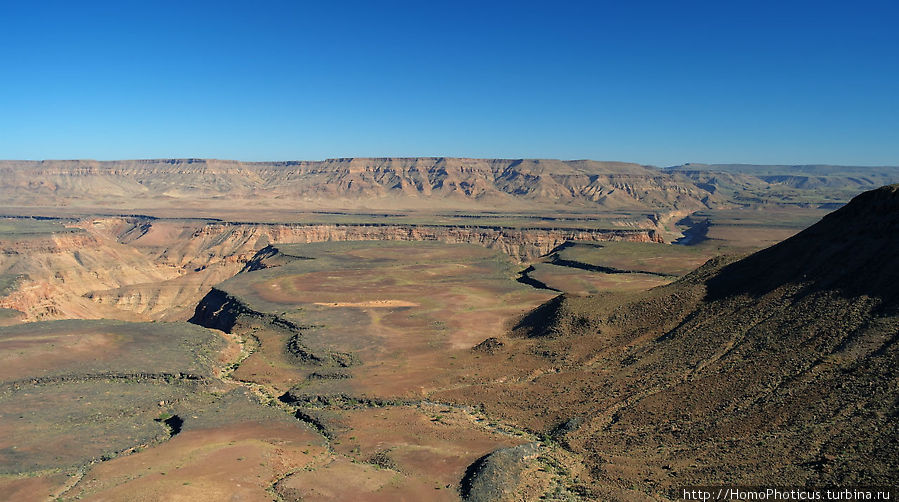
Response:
[[1, 217, 661, 323], [179, 222, 662, 263]]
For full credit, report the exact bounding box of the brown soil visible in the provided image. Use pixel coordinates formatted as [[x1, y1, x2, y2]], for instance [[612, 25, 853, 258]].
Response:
[[0, 472, 72, 502], [65, 422, 327, 501]]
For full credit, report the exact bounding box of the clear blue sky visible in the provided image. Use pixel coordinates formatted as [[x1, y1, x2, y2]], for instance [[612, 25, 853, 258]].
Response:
[[1, 1, 896, 166]]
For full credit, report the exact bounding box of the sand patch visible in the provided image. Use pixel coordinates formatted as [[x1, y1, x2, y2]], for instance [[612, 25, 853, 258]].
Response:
[[314, 299, 419, 308]]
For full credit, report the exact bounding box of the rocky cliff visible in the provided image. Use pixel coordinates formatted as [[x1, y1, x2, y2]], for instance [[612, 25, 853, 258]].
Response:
[[179, 221, 662, 263]]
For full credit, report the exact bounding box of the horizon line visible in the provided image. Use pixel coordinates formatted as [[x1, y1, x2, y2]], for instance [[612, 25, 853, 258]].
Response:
[[1, 157, 898, 169]]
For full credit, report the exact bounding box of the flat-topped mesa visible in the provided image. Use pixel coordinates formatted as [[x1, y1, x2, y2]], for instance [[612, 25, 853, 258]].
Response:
[[0, 157, 718, 213]]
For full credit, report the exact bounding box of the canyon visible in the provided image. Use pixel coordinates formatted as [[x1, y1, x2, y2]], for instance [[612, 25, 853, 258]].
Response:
[[0, 216, 660, 323], [1, 158, 897, 501], [4, 157, 884, 325]]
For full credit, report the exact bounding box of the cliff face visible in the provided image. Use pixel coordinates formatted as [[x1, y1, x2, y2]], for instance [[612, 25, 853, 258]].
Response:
[[187, 287, 252, 334], [106, 215, 664, 268], [180, 222, 662, 263], [0, 226, 184, 321], [0, 157, 718, 212]]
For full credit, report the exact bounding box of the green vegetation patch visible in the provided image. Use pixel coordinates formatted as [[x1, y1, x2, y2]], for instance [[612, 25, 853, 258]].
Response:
[[0, 217, 81, 239]]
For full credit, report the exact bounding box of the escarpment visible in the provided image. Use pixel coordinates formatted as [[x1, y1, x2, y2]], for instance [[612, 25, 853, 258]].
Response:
[[0, 157, 721, 212], [184, 221, 663, 263]]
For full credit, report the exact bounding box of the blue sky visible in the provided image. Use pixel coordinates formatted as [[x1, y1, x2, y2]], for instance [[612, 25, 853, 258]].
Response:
[[0, 1, 896, 166]]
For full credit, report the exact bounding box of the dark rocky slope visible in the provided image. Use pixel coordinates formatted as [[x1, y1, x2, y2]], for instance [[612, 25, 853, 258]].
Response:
[[439, 184, 899, 498]]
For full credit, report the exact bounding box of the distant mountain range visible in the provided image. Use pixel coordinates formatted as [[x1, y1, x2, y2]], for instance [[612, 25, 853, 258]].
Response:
[[666, 162, 899, 206], [1, 158, 896, 215]]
